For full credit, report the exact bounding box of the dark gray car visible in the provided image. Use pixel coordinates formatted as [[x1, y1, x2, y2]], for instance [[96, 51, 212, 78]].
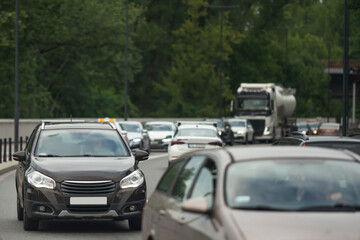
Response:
[[13, 121, 148, 231]]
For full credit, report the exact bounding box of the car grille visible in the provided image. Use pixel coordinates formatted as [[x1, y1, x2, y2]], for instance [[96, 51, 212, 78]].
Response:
[[248, 120, 265, 137], [61, 181, 115, 195]]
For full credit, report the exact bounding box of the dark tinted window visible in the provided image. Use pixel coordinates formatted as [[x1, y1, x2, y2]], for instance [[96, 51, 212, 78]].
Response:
[[171, 156, 206, 201], [157, 159, 186, 193], [26, 126, 39, 154], [306, 142, 360, 155]]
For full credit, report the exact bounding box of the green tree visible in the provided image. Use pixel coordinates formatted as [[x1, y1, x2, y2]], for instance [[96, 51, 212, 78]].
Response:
[[154, 0, 240, 117]]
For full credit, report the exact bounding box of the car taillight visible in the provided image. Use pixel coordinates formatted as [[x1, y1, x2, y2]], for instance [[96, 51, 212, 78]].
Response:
[[171, 140, 185, 146], [208, 141, 223, 147]]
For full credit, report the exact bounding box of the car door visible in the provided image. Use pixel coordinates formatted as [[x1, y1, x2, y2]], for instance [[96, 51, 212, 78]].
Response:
[[156, 155, 207, 240], [146, 159, 187, 240], [176, 159, 220, 240], [247, 123, 254, 142]]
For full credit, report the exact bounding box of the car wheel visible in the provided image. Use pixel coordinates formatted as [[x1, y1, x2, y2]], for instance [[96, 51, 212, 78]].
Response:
[[17, 197, 23, 221], [243, 135, 248, 145], [23, 205, 39, 231], [128, 216, 142, 231]]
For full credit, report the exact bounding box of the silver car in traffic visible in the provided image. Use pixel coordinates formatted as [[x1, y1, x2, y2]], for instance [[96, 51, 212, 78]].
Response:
[[142, 146, 360, 240]]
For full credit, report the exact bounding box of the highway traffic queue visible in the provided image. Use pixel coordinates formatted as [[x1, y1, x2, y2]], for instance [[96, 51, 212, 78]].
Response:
[[9, 116, 360, 240]]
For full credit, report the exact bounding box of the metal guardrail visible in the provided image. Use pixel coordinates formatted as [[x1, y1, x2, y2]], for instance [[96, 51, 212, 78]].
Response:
[[0, 136, 28, 164]]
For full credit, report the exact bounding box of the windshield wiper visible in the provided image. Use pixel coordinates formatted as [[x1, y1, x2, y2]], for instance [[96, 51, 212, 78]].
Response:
[[37, 154, 63, 157], [233, 205, 292, 211], [296, 203, 360, 212]]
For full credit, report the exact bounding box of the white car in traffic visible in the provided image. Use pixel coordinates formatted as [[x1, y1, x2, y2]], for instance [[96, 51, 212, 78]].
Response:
[[227, 118, 254, 144], [144, 121, 176, 150], [168, 124, 223, 164]]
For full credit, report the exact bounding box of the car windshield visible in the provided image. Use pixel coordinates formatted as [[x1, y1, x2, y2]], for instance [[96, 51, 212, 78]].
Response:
[[308, 122, 319, 129], [145, 123, 172, 131], [226, 160, 360, 211], [35, 129, 129, 157], [306, 142, 360, 155], [297, 123, 308, 128], [120, 123, 141, 133], [229, 121, 246, 127], [178, 128, 217, 137]]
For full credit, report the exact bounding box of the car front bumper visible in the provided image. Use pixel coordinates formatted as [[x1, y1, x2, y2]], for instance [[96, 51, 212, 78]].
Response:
[[23, 182, 146, 220]]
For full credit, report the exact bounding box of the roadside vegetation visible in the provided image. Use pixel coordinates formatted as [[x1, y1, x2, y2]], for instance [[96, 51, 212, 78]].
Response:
[[0, 0, 359, 119]]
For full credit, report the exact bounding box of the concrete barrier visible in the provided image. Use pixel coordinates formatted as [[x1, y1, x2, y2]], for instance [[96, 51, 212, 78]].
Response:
[[0, 118, 205, 139]]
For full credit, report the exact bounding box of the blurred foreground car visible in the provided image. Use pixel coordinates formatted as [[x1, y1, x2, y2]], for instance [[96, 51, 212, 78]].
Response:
[[119, 121, 151, 153], [318, 122, 341, 136], [227, 118, 254, 144], [168, 124, 223, 164], [273, 133, 360, 155], [13, 121, 149, 231], [142, 146, 360, 240], [144, 121, 176, 149]]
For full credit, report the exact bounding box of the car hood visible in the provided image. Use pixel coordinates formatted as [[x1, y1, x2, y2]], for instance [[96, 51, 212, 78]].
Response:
[[127, 132, 142, 140], [148, 131, 173, 140], [228, 210, 360, 240], [30, 157, 135, 182], [231, 127, 247, 132]]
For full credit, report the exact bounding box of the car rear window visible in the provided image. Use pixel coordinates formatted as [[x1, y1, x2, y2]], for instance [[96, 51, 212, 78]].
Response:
[[178, 128, 216, 137]]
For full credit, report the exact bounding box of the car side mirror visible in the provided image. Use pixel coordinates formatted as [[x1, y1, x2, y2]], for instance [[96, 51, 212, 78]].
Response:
[[13, 151, 26, 162], [181, 197, 210, 214], [132, 149, 149, 161], [142, 129, 148, 135]]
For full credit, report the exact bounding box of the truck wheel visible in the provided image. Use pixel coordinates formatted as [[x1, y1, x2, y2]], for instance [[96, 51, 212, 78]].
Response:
[[128, 216, 142, 231]]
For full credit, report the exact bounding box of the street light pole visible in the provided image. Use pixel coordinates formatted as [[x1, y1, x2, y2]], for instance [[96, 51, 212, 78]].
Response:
[[203, 4, 240, 118], [342, 0, 349, 136], [124, 0, 128, 121], [219, 9, 223, 119], [14, 0, 19, 152]]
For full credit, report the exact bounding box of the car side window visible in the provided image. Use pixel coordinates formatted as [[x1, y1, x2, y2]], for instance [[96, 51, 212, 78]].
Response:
[[171, 156, 206, 202], [189, 160, 217, 208], [25, 126, 39, 154], [157, 159, 186, 193]]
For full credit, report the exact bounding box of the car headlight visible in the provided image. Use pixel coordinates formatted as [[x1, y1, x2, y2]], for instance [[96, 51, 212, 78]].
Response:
[[131, 138, 141, 143], [120, 169, 144, 189], [27, 171, 56, 189], [218, 130, 222, 136], [237, 130, 245, 134]]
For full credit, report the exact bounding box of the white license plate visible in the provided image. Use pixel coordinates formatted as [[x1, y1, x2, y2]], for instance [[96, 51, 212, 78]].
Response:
[[70, 197, 107, 205], [188, 143, 205, 148]]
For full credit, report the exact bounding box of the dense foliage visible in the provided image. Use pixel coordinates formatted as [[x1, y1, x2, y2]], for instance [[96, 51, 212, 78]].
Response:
[[0, 0, 359, 119]]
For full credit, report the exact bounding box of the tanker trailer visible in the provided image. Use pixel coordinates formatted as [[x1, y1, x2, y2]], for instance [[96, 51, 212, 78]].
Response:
[[231, 83, 296, 142]]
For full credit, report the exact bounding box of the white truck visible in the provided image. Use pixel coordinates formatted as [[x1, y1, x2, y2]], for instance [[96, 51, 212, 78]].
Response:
[[231, 83, 296, 142]]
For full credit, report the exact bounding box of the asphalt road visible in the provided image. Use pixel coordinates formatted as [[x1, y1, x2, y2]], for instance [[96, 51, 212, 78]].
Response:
[[0, 150, 169, 240]]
